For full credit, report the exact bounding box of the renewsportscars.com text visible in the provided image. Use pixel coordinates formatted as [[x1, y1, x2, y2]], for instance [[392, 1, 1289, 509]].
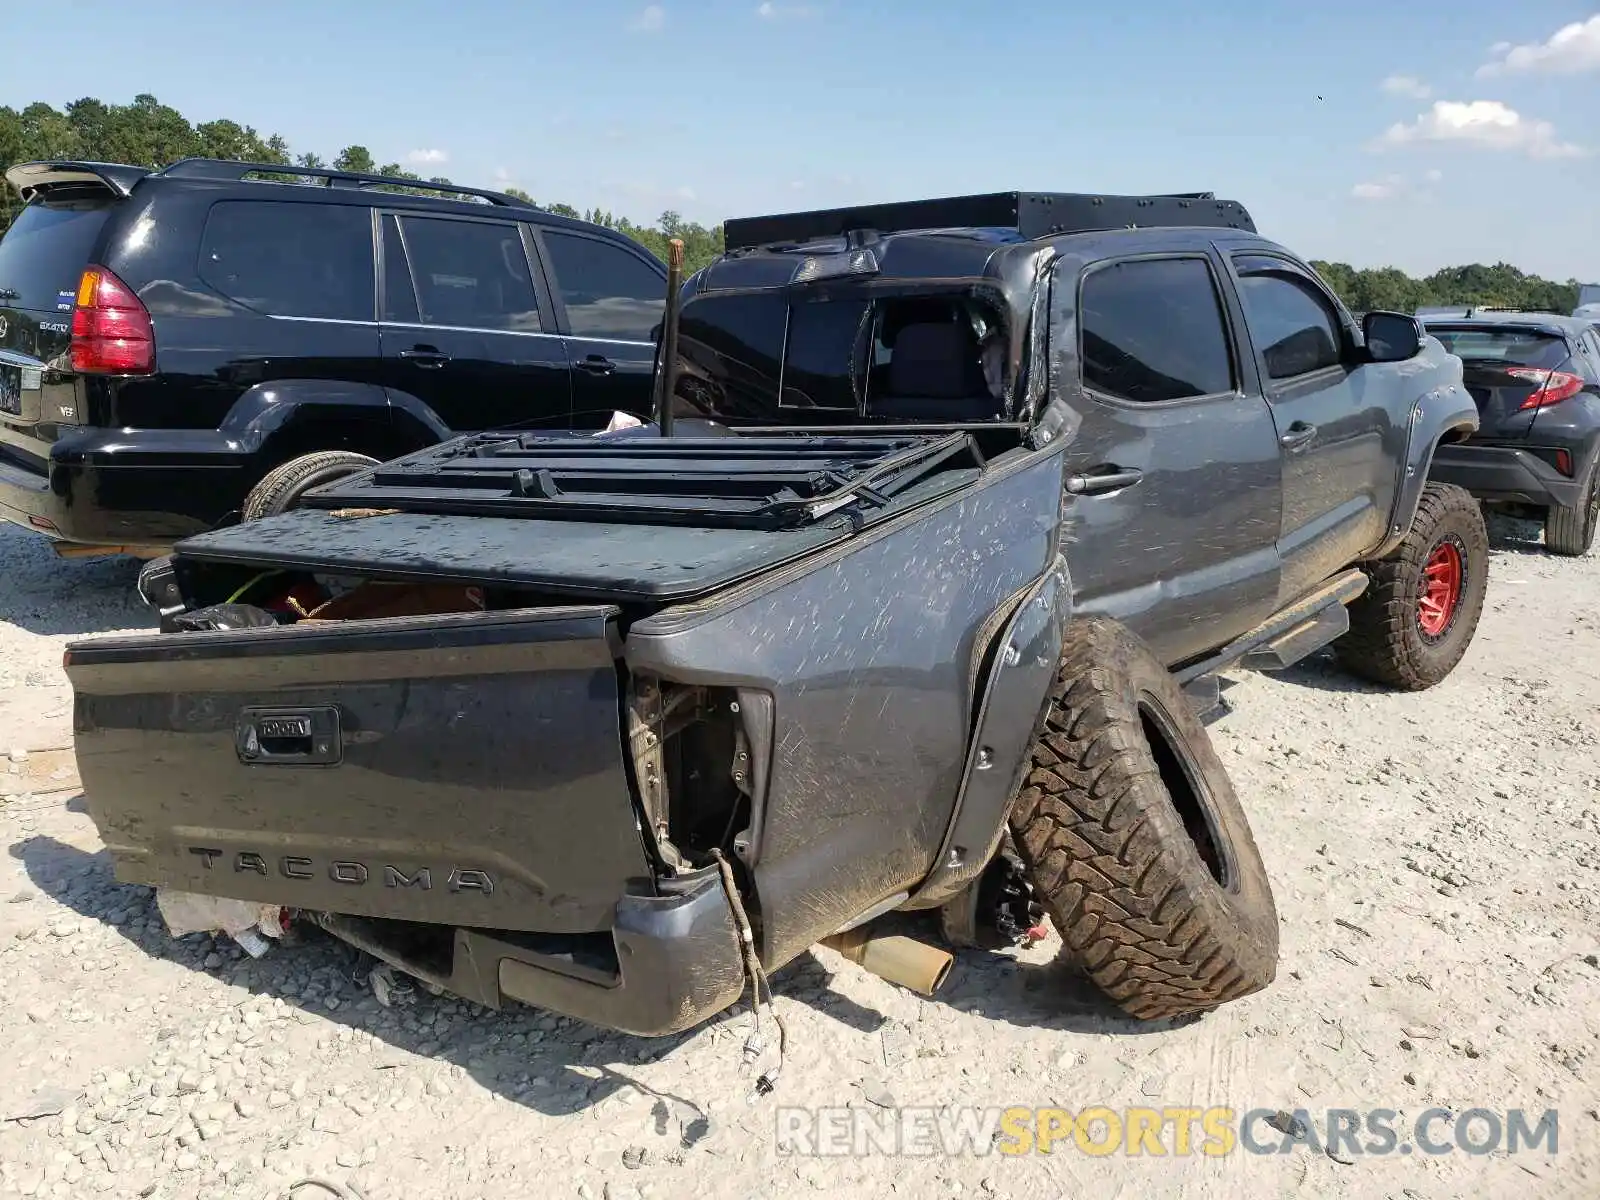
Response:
[[775, 1105, 1560, 1159]]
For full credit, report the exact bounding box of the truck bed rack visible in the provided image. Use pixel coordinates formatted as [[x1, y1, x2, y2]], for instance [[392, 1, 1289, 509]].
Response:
[[722, 190, 1255, 251], [301, 430, 985, 530]]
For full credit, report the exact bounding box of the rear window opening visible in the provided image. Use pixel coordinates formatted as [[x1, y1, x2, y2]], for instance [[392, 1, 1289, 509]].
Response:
[[1427, 326, 1571, 371], [674, 289, 1013, 427], [0, 199, 117, 313]]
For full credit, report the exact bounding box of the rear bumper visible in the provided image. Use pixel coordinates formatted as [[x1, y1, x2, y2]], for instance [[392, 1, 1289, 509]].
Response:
[[0, 428, 249, 546], [316, 872, 747, 1038], [1429, 443, 1587, 510]]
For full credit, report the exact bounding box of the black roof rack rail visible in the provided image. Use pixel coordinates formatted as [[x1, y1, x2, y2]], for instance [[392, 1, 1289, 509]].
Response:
[[158, 158, 520, 207], [722, 190, 1255, 251], [4, 160, 152, 201]]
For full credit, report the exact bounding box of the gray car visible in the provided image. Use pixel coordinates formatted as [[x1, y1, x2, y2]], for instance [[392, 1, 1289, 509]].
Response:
[[63, 191, 1485, 1047], [1424, 311, 1600, 555]]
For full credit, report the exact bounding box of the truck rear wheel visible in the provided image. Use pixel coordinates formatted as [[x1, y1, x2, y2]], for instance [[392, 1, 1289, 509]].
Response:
[[1335, 482, 1487, 689], [1006, 617, 1279, 1021], [241, 451, 380, 523], [1544, 458, 1599, 557]]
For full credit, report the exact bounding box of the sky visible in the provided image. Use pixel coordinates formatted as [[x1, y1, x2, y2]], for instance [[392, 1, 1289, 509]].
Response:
[[5, 1, 1600, 281]]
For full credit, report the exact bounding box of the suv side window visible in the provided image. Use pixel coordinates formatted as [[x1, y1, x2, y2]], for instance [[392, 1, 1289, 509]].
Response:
[[1579, 329, 1600, 377], [541, 231, 664, 343], [1233, 264, 1344, 380], [198, 201, 374, 322], [1079, 257, 1235, 403], [388, 215, 541, 332]]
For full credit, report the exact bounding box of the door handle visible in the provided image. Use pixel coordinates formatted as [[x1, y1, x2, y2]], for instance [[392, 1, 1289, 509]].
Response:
[[400, 347, 450, 369], [1065, 467, 1144, 495], [1279, 421, 1318, 451], [575, 355, 616, 376]]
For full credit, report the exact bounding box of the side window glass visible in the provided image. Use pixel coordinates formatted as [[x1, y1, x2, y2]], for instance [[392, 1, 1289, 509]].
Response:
[[380, 215, 419, 324], [198, 201, 374, 321], [1234, 270, 1343, 380], [1079, 258, 1235, 403], [541, 231, 664, 342], [394, 216, 540, 332]]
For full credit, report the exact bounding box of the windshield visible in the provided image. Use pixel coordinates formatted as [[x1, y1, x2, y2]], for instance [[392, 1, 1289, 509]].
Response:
[[1426, 326, 1569, 370], [0, 200, 115, 312]]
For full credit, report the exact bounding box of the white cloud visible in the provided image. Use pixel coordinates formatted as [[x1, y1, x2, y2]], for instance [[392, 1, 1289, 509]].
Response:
[[757, 1, 817, 16], [1478, 15, 1600, 76], [629, 4, 665, 32], [1352, 175, 1404, 200], [1380, 74, 1431, 99], [406, 148, 448, 166], [1424, 168, 1444, 183], [1373, 100, 1584, 160]]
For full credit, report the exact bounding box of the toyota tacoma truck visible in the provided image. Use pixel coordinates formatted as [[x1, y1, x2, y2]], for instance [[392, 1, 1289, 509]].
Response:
[[64, 191, 1485, 1045]]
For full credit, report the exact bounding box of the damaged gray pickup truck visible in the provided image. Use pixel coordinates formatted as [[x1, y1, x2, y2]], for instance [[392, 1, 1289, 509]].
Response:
[[65, 191, 1485, 1053]]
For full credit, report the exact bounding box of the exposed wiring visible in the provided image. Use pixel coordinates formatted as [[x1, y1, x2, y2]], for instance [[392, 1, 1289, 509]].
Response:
[[224, 570, 281, 604], [710, 849, 787, 1098], [284, 1179, 366, 1200]]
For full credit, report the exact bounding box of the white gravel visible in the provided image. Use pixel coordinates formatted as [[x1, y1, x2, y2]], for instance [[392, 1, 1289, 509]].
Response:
[[0, 516, 1597, 1200]]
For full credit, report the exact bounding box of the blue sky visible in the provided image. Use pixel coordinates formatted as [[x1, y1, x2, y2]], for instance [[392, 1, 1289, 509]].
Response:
[[6, 1, 1600, 280]]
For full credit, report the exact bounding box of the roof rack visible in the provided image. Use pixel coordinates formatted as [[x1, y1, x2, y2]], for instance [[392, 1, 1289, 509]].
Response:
[[158, 158, 519, 207], [722, 190, 1255, 251]]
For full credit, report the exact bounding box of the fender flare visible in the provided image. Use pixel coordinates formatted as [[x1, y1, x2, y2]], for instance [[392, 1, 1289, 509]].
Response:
[[216, 381, 452, 458], [902, 553, 1072, 909], [1370, 381, 1479, 561]]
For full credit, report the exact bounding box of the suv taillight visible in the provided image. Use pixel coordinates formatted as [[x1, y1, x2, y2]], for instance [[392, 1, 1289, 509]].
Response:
[[70, 265, 154, 375], [1507, 368, 1583, 410]]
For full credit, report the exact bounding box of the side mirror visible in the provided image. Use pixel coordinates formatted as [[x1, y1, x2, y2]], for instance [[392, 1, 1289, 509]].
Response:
[[1363, 311, 1423, 363]]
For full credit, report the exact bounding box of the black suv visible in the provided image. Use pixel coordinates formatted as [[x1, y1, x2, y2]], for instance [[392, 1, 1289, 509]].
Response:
[[0, 158, 669, 551], [1421, 310, 1600, 555]]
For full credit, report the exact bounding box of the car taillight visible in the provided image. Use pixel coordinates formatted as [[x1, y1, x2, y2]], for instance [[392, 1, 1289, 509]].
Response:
[[70, 265, 154, 375], [1507, 368, 1583, 410]]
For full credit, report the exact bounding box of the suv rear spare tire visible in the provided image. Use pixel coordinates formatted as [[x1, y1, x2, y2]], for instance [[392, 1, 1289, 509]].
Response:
[[1336, 481, 1488, 689], [1006, 617, 1279, 1021], [242, 451, 381, 523]]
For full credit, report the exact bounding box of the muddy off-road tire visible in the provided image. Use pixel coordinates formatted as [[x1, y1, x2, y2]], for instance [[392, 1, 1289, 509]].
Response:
[[241, 451, 380, 523], [1006, 617, 1279, 1021], [1336, 482, 1488, 690], [1544, 457, 1600, 557]]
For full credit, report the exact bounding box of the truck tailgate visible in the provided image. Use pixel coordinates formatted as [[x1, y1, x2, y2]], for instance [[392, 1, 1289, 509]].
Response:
[[64, 606, 650, 933]]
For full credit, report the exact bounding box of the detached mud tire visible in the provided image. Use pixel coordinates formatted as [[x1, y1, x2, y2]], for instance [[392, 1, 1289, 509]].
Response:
[[242, 451, 380, 523], [1006, 617, 1279, 1021], [1336, 482, 1488, 689], [1544, 457, 1600, 557]]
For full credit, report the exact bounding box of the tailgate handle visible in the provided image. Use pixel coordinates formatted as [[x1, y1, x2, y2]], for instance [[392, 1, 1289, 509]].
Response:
[[236, 707, 342, 766]]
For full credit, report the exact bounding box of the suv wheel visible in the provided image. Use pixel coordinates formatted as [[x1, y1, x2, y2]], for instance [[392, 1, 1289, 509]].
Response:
[[1336, 482, 1488, 690], [1006, 617, 1280, 1021], [1544, 457, 1600, 557], [242, 451, 381, 523]]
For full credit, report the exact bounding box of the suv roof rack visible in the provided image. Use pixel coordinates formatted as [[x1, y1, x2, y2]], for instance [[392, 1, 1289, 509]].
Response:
[[722, 190, 1256, 251], [158, 158, 520, 207]]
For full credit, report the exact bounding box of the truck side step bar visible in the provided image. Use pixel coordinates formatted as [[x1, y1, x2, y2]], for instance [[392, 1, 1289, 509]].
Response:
[[1174, 568, 1369, 686]]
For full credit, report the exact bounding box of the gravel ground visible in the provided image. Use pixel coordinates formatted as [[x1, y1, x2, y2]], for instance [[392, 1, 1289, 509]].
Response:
[[0, 517, 1597, 1200]]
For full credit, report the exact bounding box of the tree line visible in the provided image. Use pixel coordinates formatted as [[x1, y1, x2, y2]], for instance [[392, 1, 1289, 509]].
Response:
[[0, 95, 1587, 308]]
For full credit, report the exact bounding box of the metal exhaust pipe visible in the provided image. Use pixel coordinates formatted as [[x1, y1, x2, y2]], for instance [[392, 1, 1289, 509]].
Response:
[[820, 928, 954, 996]]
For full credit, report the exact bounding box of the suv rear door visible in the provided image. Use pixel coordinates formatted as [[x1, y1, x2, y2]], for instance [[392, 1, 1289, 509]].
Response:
[[378, 211, 571, 433], [1228, 252, 1399, 600], [0, 191, 117, 458], [1424, 323, 1579, 440], [536, 227, 665, 429]]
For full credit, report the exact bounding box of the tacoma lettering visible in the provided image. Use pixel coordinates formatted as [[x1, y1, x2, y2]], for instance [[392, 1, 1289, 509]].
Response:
[[183, 849, 492, 894]]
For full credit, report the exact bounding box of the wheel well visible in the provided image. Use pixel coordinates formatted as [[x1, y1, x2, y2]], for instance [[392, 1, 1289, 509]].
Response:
[[262, 417, 432, 467], [1436, 423, 1475, 447]]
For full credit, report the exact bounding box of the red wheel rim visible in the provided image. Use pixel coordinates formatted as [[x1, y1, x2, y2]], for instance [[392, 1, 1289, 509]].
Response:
[[1417, 539, 1464, 639]]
